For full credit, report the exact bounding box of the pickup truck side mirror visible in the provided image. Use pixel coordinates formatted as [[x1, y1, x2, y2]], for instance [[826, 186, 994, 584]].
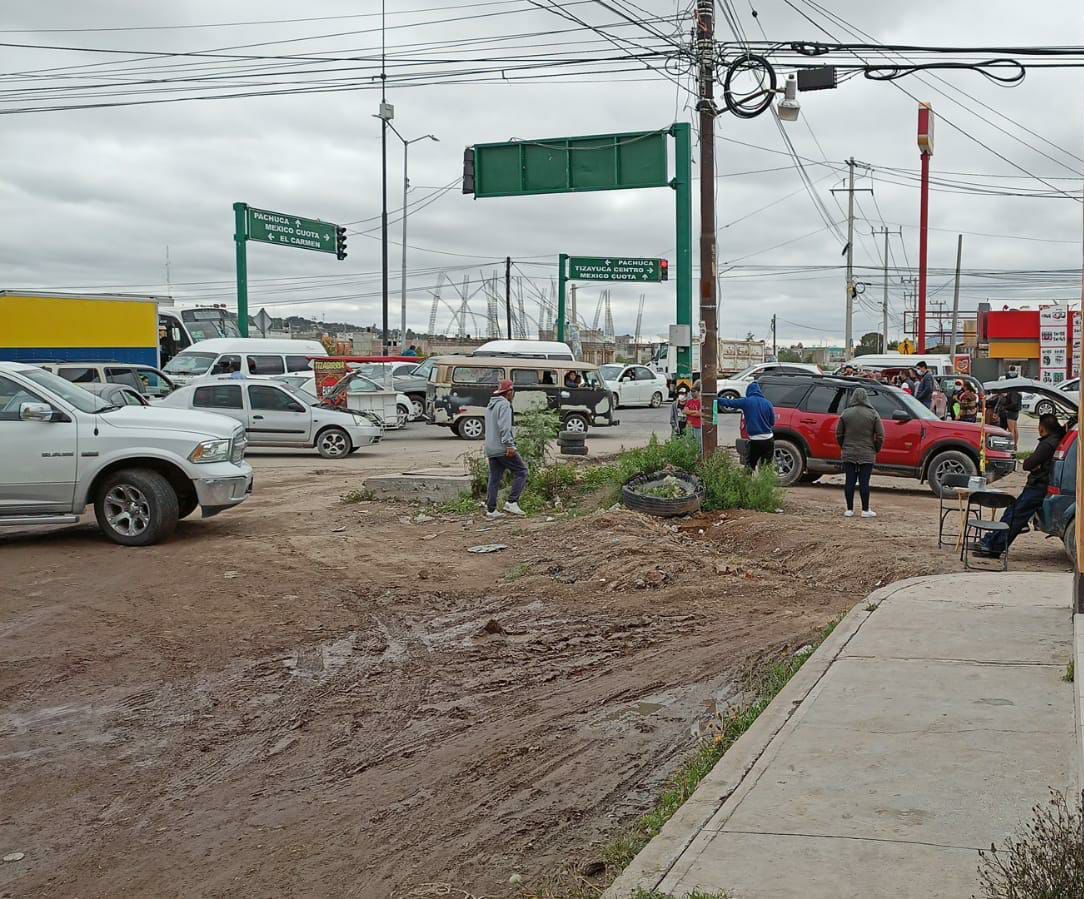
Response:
[[891, 409, 912, 422], [20, 402, 60, 422]]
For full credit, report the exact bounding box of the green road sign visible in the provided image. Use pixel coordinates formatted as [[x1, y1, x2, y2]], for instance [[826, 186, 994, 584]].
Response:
[[568, 256, 665, 282], [469, 129, 668, 199], [247, 207, 337, 254]]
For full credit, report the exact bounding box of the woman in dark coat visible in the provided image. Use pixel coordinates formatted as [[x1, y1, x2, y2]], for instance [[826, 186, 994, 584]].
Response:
[[835, 387, 885, 519]]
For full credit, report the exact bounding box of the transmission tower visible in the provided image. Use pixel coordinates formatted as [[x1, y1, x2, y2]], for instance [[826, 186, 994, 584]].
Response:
[[456, 275, 470, 338], [591, 290, 605, 331], [428, 274, 442, 336], [634, 294, 645, 344], [604, 290, 615, 341]]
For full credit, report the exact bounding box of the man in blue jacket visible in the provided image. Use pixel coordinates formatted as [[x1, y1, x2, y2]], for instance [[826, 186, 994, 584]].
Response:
[[717, 381, 776, 470], [913, 361, 936, 409]]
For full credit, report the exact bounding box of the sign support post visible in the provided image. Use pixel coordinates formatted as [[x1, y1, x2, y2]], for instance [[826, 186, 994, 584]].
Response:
[[233, 201, 250, 337], [673, 122, 693, 383], [557, 253, 568, 342]]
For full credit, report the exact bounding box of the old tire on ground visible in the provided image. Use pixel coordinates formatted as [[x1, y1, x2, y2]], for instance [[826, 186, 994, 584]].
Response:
[[316, 427, 352, 459], [561, 445, 589, 456], [927, 449, 977, 498], [772, 439, 805, 487], [1064, 519, 1077, 567], [621, 470, 703, 517], [650, 391, 664, 408], [94, 468, 179, 547], [1035, 399, 1055, 417], [456, 416, 485, 440], [562, 413, 589, 434], [558, 429, 586, 444]]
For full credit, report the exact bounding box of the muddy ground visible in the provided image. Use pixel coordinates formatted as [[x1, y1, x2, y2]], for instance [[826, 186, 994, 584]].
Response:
[[0, 465, 1069, 898]]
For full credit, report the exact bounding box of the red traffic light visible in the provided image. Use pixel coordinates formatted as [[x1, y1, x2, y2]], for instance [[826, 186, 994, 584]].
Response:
[[660, 259, 669, 281]]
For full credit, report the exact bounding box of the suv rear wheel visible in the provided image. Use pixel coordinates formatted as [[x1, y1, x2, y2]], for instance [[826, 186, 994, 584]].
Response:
[[927, 449, 977, 497], [772, 439, 804, 487], [1064, 519, 1077, 567], [456, 416, 485, 440], [94, 468, 179, 546]]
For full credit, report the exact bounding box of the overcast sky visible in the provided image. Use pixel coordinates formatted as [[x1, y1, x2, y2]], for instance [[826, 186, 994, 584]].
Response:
[[0, 0, 1081, 346]]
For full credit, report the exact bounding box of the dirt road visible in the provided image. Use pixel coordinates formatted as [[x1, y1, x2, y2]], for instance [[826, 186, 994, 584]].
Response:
[[0, 463, 1068, 898]]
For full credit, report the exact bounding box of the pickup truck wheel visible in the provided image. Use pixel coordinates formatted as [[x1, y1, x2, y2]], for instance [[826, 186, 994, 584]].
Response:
[[928, 450, 977, 498], [772, 439, 804, 487], [456, 416, 485, 440], [408, 395, 425, 419], [1065, 519, 1077, 567], [95, 469, 178, 546], [316, 427, 352, 459]]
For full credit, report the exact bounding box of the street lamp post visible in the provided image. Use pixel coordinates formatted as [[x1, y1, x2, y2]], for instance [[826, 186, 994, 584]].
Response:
[[387, 124, 438, 350]]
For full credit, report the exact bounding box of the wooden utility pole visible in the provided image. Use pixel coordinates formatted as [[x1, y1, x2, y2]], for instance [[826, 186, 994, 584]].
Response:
[[950, 234, 963, 356], [505, 256, 512, 339], [1076, 176, 1084, 612], [696, 0, 718, 456]]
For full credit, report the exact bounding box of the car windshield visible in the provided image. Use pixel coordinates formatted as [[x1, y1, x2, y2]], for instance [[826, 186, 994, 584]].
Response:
[[600, 365, 622, 380], [164, 352, 217, 375], [20, 367, 112, 413], [896, 390, 940, 421], [410, 358, 435, 378]]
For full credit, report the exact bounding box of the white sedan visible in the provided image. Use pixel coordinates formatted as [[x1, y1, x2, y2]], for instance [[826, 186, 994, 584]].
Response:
[[716, 362, 822, 410], [1023, 378, 1080, 416], [159, 378, 381, 459], [599, 364, 668, 408]]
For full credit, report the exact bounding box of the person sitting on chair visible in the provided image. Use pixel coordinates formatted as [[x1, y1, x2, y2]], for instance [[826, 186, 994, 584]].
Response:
[[978, 413, 1065, 557]]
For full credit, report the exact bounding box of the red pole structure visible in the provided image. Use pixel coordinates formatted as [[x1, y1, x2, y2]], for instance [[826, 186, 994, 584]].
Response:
[[917, 102, 935, 354]]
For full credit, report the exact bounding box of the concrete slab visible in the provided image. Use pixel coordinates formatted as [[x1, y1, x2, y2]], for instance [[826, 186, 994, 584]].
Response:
[[364, 467, 472, 503], [607, 573, 1077, 899], [662, 831, 982, 899]]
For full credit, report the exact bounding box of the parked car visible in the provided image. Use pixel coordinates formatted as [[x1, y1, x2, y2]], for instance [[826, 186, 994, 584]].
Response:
[[34, 361, 176, 398], [599, 363, 668, 408], [716, 362, 822, 410], [983, 378, 1079, 562], [1023, 377, 1080, 417], [426, 356, 617, 439], [277, 372, 412, 429], [388, 357, 438, 420], [738, 373, 1016, 497], [162, 338, 327, 386], [159, 378, 381, 458], [82, 382, 151, 407], [0, 361, 252, 545]]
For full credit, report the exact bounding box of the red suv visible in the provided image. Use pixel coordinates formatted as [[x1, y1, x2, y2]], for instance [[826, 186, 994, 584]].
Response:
[[736, 374, 1016, 497]]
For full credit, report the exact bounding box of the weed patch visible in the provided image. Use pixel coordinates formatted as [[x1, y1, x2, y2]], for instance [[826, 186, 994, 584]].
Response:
[[340, 487, 374, 504]]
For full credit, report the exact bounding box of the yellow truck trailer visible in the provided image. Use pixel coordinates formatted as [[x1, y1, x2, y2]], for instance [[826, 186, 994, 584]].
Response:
[[0, 290, 165, 367]]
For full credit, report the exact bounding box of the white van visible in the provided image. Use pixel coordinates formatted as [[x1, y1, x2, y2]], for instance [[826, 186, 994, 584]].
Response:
[[843, 353, 957, 376], [472, 339, 575, 361], [163, 338, 327, 386]]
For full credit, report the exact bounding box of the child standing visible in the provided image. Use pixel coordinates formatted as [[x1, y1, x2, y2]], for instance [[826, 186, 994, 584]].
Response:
[[684, 383, 703, 453], [670, 385, 688, 437]]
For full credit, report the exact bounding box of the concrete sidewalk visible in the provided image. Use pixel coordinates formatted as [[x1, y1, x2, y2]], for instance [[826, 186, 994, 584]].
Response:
[[607, 573, 1076, 899]]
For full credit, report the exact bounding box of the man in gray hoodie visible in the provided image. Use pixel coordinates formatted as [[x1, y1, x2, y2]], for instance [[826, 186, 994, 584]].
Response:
[[483, 379, 528, 520]]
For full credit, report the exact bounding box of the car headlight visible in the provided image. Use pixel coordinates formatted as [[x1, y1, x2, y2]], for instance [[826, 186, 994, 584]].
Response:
[[987, 435, 1014, 451], [230, 434, 247, 463], [190, 438, 232, 463]]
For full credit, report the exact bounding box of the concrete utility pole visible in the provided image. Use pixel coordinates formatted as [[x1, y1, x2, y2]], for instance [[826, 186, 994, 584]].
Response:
[[873, 226, 902, 352], [949, 234, 963, 355], [831, 160, 871, 359], [696, 0, 719, 456], [771, 314, 777, 358]]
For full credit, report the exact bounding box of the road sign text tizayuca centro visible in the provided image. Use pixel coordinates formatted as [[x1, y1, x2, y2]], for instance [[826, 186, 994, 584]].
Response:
[[568, 256, 667, 282]]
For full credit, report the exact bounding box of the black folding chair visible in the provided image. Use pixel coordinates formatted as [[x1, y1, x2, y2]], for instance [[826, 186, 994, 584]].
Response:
[[937, 473, 973, 548], [962, 491, 1016, 571]]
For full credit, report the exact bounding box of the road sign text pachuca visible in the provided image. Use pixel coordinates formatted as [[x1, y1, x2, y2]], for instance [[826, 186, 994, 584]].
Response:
[[247, 207, 337, 254], [568, 256, 665, 282]]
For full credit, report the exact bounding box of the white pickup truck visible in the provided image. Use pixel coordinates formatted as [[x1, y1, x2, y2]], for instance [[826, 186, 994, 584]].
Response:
[[0, 361, 253, 546]]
